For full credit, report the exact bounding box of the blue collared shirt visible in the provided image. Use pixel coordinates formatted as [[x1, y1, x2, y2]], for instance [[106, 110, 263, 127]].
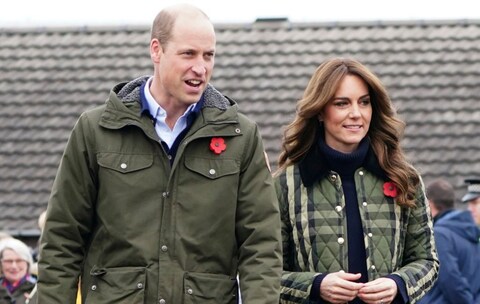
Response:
[[139, 77, 204, 165], [142, 77, 197, 148]]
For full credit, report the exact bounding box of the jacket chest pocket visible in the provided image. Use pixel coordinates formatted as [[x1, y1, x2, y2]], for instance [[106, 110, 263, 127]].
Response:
[[179, 157, 240, 205], [97, 152, 153, 174], [95, 152, 158, 225], [97, 152, 155, 189], [184, 157, 239, 180]]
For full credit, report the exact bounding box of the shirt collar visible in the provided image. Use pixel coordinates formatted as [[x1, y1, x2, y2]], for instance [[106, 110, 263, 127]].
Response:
[[141, 76, 202, 119]]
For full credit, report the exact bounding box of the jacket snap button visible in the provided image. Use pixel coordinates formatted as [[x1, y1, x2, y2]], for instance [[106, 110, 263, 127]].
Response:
[[91, 285, 97, 291], [368, 233, 373, 238], [235, 128, 241, 134], [359, 171, 364, 176], [161, 245, 168, 252], [137, 283, 143, 289], [120, 163, 127, 169], [371, 265, 376, 270], [209, 169, 216, 175], [335, 206, 342, 212], [337, 237, 345, 244], [159, 299, 166, 304], [187, 288, 193, 294], [362, 202, 367, 206]]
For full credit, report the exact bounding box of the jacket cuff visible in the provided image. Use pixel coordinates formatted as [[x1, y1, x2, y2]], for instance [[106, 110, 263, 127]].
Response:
[[386, 274, 408, 304], [310, 273, 328, 302]]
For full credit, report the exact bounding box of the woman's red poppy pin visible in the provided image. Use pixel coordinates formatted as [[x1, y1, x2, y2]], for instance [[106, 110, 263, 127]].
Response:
[[383, 181, 398, 198], [210, 137, 226, 155]]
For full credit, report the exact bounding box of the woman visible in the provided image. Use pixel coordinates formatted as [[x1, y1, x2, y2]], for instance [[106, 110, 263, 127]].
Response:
[[274, 58, 438, 304], [0, 238, 37, 304]]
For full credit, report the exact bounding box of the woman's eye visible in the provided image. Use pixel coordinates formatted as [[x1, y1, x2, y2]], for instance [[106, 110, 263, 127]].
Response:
[[360, 99, 371, 105]]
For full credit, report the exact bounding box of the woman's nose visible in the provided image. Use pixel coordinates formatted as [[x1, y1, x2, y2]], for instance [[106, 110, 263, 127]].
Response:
[[349, 104, 361, 117]]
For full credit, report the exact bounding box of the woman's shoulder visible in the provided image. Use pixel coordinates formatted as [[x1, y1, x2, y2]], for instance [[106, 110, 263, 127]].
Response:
[[13, 276, 36, 294]]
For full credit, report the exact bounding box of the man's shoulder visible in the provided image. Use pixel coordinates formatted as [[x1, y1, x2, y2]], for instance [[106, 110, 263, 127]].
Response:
[[78, 103, 108, 121], [236, 111, 258, 126]]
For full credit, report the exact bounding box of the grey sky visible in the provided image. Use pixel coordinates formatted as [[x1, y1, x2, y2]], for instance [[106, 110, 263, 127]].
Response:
[[1, 0, 479, 28]]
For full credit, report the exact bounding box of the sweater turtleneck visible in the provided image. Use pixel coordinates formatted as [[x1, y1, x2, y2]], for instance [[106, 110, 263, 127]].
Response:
[[309, 135, 407, 304], [319, 136, 370, 291], [318, 137, 370, 178]]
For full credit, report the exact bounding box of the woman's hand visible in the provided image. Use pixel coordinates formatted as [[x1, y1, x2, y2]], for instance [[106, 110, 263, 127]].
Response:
[[320, 271, 364, 303], [357, 277, 397, 304]]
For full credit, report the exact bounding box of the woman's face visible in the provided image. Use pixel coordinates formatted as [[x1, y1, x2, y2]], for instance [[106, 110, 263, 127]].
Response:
[[319, 74, 372, 153], [1, 249, 28, 283]]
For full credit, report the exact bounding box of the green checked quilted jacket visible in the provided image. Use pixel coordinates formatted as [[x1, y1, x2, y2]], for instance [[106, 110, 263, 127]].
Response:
[[274, 164, 439, 304]]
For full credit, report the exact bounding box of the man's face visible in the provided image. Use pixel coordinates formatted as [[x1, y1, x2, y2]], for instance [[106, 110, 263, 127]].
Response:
[[152, 15, 216, 108], [467, 197, 480, 225]]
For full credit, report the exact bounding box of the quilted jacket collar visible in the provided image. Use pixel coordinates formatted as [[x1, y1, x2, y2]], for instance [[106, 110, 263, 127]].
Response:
[[298, 131, 388, 187]]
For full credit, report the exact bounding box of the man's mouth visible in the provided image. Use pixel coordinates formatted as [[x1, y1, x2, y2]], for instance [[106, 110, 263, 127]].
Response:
[[186, 80, 202, 87]]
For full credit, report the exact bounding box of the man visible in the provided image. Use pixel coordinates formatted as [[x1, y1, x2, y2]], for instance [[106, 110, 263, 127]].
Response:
[[462, 178, 480, 225], [38, 4, 282, 303], [418, 179, 480, 304]]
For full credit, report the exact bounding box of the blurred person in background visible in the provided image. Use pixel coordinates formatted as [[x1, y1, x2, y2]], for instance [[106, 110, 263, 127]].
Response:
[[418, 179, 480, 303], [0, 234, 11, 242], [0, 238, 36, 304], [30, 210, 47, 277], [462, 178, 480, 226], [0, 233, 12, 278]]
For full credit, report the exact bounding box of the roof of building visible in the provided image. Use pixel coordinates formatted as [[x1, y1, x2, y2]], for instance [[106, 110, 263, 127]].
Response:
[[1, 19, 480, 236]]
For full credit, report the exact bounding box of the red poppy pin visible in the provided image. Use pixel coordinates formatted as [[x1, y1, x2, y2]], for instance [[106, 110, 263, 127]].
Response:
[[210, 137, 226, 155], [383, 181, 398, 198]]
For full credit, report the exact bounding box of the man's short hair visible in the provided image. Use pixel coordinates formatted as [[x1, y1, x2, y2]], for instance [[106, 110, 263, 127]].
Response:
[[426, 179, 455, 211], [151, 4, 210, 48]]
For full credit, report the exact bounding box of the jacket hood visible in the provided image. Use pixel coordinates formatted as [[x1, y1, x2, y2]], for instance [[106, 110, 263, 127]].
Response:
[[100, 76, 239, 136], [436, 209, 480, 244], [112, 76, 234, 110]]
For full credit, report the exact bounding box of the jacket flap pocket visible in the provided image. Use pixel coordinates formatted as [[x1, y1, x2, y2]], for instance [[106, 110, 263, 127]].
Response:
[[183, 272, 237, 299], [85, 266, 146, 304], [89, 266, 146, 288], [97, 153, 153, 173], [184, 158, 239, 179]]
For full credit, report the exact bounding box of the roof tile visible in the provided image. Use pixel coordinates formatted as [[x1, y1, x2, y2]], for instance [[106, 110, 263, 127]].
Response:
[[1, 20, 480, 235]]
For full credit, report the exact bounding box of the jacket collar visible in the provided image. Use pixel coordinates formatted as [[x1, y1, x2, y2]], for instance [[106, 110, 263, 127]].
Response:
[[298, 132, 388, 187], [114, 76, 232, 111], [100, 76, 236, 129]]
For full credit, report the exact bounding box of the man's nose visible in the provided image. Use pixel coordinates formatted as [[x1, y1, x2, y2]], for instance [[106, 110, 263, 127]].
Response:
[[191, 61, 207, 75]]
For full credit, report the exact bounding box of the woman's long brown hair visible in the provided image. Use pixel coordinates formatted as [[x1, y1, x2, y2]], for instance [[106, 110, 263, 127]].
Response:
[[276, 57, 419, 208]]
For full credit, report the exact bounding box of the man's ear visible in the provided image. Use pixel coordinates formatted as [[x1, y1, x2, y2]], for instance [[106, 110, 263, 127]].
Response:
[[150, 39, 163, 63]]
